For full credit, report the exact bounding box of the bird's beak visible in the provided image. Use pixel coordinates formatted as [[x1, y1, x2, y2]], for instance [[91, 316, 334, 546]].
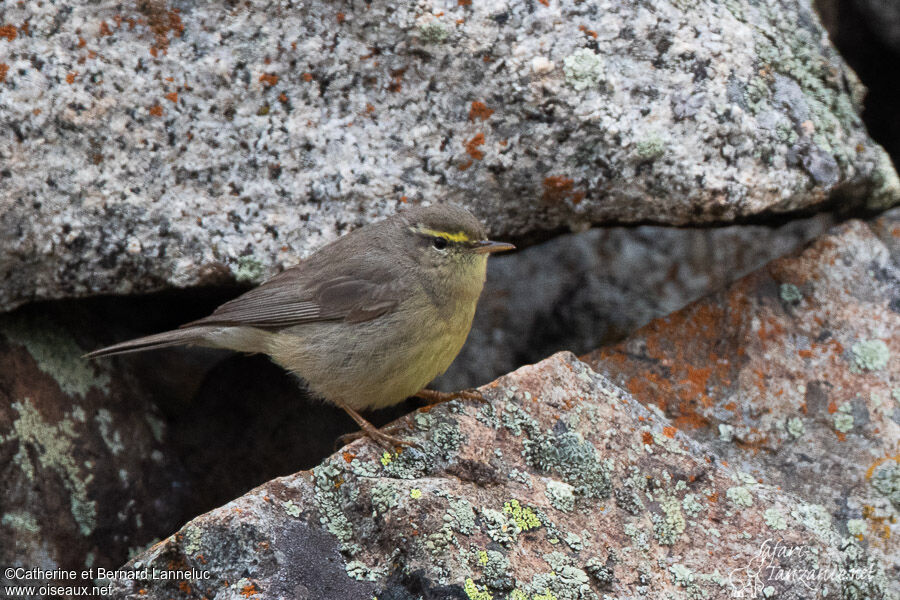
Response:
[[473, 240, 516, 254]]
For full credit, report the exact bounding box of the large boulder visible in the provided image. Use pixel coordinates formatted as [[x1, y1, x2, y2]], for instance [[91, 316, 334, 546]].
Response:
[[113, 353, 894, 599], [1, 0, 898, 311], [585, 209, 900, 585]]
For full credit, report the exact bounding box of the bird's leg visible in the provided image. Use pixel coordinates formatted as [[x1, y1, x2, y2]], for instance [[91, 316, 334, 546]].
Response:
[[414, 388, 487, 406], [331, 398, 419, 451]]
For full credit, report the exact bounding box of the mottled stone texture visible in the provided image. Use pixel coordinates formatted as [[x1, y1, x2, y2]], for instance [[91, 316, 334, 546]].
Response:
[[0, 302, 191, 583], [438, 213, 834, 390], [585, 210, 900, 589], [116, 353, 893, 600], [1, 0, 898, 311]]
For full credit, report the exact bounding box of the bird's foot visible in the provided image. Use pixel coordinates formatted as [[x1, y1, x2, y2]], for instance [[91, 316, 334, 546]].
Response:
[[415, 387, 487, 406], [336, 420, 420, 451]]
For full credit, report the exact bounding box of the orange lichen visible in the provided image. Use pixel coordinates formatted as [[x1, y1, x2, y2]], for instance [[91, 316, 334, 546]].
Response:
[[0, 63, 8, 83], [342, 451, 356, 463], [468, 101, 494, 122], [139, 4, 184, 56], [663, 426, 677, 439], [578, 25, 598, 38], [99, 21, 113, 37], [458, 0, 472, 5], [66, 72, 77, 84], [641, 431, 654, 446], [149, 104, 163, 116], [240, 583, 259, 597], [0, 24, 18, 42], [278, 92, 288, 103], [538, 0, 549, 5], [259, 73, 278, 86], [465, 132, 486, 160], [336, 12, 346, 23], [302, 72, 313, 82], [541, 175, 584, 205], [165, 91, 178, 103], [77, 37, 87, 48]]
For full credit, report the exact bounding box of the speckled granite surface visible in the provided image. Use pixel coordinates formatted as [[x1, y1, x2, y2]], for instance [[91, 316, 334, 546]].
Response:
[[1, 0, 897, 311]]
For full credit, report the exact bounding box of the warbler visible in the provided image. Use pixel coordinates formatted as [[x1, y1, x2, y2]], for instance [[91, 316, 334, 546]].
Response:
[[86, 204, 514, 448]]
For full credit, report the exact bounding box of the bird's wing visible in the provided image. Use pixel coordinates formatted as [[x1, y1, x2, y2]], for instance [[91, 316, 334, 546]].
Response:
[[181, 265, 403, 329]]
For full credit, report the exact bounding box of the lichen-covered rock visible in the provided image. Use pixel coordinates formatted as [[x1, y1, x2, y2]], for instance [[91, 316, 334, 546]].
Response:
[[114, 353, 893, 599], [585, 210, 900, 591], [438, 213, 834, 390], [1, 0, 898, 311], [0, 303, 191, 583]]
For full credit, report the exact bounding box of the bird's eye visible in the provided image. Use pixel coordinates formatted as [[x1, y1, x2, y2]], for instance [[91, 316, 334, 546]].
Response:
[[432, 237, 448, 250]]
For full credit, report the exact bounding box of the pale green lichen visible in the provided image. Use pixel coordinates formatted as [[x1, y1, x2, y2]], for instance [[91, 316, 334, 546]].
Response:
[[791, 503, 833, 540], [833, 403, 854, 433], [424, 523, 455, 556], [448, 497, 476, 534], [670, 563, 694, 586], [312, 463, 354, 546], [95, 409, 124, 456], [764, 508, 788, 530], [726, 486, 753, 507], [623, 521, 650, 551], [563, 49, 604, 91], [183, 525, 203, 554], [870, 461, 900, 509], [1, 315, 110, 397], [345, 560, 385, 582], [481, 508, 517, 545], [779, 283, 803, 304], [417, 21, 449, 44], [654, 495, 686, 545], [847, 519, 867, 537], [523, 429, 611, 500], [635, 135, 666, 161], [2, 511, 40, 534], [545, 480, 575, 513], [564, 532, 582, 552], [537, 553, 593, 600], [682, 493, 703, 518], [786, 417, 804, 439], [5, 399, 96, 536], [233, 255, 266, 283], [479, 550, 510, 589], [851, 339, 890, 371], [282, 499, 301, 518]]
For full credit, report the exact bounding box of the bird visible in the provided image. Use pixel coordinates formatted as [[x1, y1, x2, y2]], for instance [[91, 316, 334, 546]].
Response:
[[85, 204, 514, 449]]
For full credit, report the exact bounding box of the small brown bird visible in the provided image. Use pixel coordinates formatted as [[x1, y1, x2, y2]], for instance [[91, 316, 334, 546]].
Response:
[[86, 204, 514, 448]]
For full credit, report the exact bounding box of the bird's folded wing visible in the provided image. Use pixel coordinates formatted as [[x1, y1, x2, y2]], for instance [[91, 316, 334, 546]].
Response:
[[181, 269, 402, 329]]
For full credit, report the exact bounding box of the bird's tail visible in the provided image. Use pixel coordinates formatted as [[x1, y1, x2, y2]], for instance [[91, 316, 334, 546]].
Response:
[[83, 327, 214, 359]]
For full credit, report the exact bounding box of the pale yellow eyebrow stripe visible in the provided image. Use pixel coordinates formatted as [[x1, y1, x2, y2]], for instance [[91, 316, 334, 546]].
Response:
[[412, 226, 471, 243]]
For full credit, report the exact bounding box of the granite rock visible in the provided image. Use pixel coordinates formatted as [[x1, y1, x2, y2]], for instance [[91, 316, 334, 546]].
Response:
[[1, 0, 898, 311], [585, 209, 900, 589], [114, 353, 894, 599]]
